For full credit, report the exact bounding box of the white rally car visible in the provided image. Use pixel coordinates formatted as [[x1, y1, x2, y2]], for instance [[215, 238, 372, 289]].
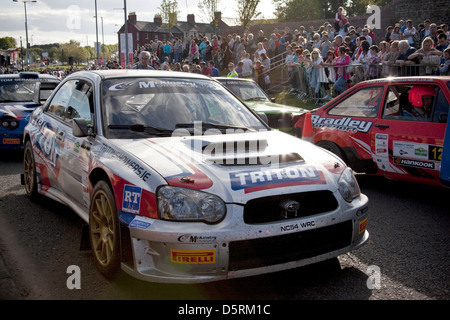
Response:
[[22, 70, 368, 283]]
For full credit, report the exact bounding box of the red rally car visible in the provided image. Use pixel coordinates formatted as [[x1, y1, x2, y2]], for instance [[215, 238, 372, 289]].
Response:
[[294, 76, 450, 187]]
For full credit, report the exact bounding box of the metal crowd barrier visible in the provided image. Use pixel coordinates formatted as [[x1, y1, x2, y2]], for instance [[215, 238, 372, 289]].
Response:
[[256, 56, 444, 103]]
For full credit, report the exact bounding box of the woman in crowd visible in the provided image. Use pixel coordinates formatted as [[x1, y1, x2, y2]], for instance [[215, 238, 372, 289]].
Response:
[[378, 41, 390, 62], [408, 37, 443, 74], [390, 25, 402, 41], [332, 46, 351, 94], [381, 40, 400, 76], [188, 39, 199, 65], [309, 48, 329, 99]]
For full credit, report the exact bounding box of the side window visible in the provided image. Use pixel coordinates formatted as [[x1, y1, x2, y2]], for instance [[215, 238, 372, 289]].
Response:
[[65, 81, 93, 124], [46, 80, 76, 119], [328, 86, 383, 118], [382, 85, 445, 122]]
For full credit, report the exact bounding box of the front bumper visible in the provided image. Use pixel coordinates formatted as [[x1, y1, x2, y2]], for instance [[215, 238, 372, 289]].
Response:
[[120, 193, 369, 283]]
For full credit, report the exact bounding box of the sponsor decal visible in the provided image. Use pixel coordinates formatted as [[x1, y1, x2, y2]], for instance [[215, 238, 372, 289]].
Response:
[[122, 184, 142, 214], [170, 249, 216, 264], [359, 218, 368, 234], [394, 158, 436, 170], [230, 165, 325, 193], [129, 217, 152, 230], [2, 138, 20, 144], [177, 234, 217, 244], [280, 220, 316, 232], [393, 141, 442, 169], [99, 145, 151, 182], [311, 115, 373, 133]]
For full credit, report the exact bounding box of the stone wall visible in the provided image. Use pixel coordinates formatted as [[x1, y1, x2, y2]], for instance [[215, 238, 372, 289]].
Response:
[[221, 0, 449, 44], [388, 0, 450, 26]]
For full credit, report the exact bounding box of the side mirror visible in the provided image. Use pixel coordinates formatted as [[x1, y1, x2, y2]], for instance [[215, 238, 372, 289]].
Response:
[[439, 113, 448, 123], [271, 98, 276, 103], [73, 118, 89, 137]]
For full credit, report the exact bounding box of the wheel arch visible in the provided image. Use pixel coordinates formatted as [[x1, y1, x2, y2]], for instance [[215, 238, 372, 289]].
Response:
[[88, 167, 133, 268]]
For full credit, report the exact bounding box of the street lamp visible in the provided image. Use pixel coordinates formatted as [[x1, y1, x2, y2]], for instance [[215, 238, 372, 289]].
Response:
[[13, 0, 37, 50], [115, 1, 129, 67]]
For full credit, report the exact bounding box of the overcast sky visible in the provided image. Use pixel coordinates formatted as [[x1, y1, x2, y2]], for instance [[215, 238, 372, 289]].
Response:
[[0, 0, 275, 47]]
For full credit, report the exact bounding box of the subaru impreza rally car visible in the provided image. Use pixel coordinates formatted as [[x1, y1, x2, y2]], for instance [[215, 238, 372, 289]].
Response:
[[294, 76, 450, 188], [22, 70, 368, 283], [0, 72, 60, 150]]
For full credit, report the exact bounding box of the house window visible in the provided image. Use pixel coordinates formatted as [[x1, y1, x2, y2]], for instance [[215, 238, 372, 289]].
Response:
[[145, 33, 148, 39]]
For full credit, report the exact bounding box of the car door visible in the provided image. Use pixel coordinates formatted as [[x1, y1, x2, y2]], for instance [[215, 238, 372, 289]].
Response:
[[373, 82, 448, 185], [38, 79, 77, 189], [57, 79, 94, 208]]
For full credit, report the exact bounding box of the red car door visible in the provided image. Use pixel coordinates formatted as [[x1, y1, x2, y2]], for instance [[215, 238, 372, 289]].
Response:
[[371, 82, 448, 186]]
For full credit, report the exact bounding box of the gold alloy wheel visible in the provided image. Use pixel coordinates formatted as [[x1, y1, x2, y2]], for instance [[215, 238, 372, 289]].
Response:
[[90, 189, 116, 267], [23, 142, 36, 196]]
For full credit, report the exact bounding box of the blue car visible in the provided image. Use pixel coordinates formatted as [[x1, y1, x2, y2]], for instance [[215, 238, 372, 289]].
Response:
[[441, 119, 450, 187], [0, 72, 60, 150]]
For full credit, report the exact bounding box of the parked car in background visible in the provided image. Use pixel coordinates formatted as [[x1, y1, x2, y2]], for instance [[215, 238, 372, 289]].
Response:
[[0, 72, 60, 150], [215, 77, 308, 134], [22, 70, 369, 283], [295, 76, 450, 187]]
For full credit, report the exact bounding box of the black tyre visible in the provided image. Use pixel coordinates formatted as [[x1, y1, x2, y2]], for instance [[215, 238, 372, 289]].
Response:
[[89, 180, 121, 279], [23, 140, 38, 198]]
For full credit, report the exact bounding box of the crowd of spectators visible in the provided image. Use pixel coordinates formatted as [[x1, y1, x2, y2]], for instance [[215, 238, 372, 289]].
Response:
[[3, 7, 449, 99], [122, 9, 449, 98]]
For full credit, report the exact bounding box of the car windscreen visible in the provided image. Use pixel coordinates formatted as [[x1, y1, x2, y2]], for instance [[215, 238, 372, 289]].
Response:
[[0, 78, 38, 103], [219, 80, 269, 102], [101, 77, 268, 139]]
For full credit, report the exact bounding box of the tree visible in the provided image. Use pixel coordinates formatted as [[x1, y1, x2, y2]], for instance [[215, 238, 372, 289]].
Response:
[[198, 0, 220, 23], [0, 37, 17, 50], [237, 0, 261, 30], [158, 0, 180, 34], [273, 0, 393, 21], [273, 0, 322, 21]]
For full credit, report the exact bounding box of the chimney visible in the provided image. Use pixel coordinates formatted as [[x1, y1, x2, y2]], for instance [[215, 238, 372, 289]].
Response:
[[187, 14, 195, 25], [154, 15, 162, 26], [214, 12, 222, 22], [128, 12, 137, 23]]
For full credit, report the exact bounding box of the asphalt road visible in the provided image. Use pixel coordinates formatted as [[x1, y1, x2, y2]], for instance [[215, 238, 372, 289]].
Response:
[[0, 149, 449, 301]]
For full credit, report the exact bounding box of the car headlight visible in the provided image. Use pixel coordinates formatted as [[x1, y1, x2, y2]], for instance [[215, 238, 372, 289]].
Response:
[[338, 168, 361, 202], [157, 186, 226, 223]]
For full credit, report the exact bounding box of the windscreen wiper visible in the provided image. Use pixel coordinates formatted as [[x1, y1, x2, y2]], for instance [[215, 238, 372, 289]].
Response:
[[108, 124, 173, 136], [175, 122, 251, 132]]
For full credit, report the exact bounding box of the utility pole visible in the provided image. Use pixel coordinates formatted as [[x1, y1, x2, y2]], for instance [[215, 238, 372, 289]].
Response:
[[124, 0, 129, 67], [95, 0, 99, 66]]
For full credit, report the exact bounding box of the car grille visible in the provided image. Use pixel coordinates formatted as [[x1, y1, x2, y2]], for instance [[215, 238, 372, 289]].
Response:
[[228, 220, 352, 271], [243, 191, 338, 224]]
